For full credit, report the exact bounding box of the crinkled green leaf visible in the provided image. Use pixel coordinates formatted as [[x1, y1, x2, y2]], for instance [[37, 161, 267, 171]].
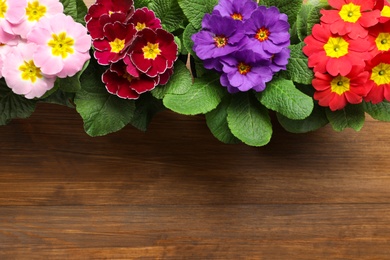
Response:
[[151, 60, 192, 99], [130, 92, 165, 131], [283, 43, 314, 85], [183, 23, 197, 56], [227, 92, 272, 147], [363, 101, 390, 122], [0, 79, 36, 125], [306, 2, 330, 35], [277, 104, 328, 133], [258, 77, 313, 120], [326, 104, 365, 131], [261, 0, 302, 26], [60, 0, 88, 25], [40, 89, 75, 108], [74, 59, 135, 136], [135, 0, 151, 8], [148, 0, 187, 32], [206, 96, 240, 144], [178, 0, 218, 29], [55, 60, 89, 93], [163, 72, 226, 115]]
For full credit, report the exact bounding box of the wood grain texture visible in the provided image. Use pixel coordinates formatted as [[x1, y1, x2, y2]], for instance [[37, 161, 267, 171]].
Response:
[[1, 103, 390, 259], [1, 0, 390, 258]]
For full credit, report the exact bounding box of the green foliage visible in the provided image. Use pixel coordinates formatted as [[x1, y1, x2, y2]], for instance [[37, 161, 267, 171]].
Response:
[[261, 0, 302, 26], [151, 60, 193, 99], [0, 79, 36, 125], [206, 97, 240, 144], [60, 0, 88, 25], [227, 92, 272, 147], [135, 0, 152, 8], [130, 93, 165, 131], [258, 77, 314, 120], [363, 101, 390, 122], [276, 104, 328, 133], [178, 0, 218, 29], [163, 72, 226, 115], [148, 0, 187, 32], [326, 104, 365, 131], [283, 43, 314, 85], [74, 59, 136, 136]]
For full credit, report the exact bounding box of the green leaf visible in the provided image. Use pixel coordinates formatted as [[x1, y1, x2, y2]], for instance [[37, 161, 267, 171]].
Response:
[[163, 72, 226, 115], [182, 23, 197, 56], [74, 59, 136, 136], [40, 89, 75, 108], [276, 104, 328, 133], [282, 43, 314, 85], [148, 0, 187, 32], [363, 101, 390, 122], [261, 0, 302, 26], [306, 3, 330, 35], [178, 0, 218, 29], [0, 79, 36, 125], [60, 0, 88, 25], [258, 78, 314, 120], [205, 97, 241, 144], [296, 4, 315, 42], [130, 92, 165, 131], [326, 104, 365, 131], [55, 60, 89, 93], [227, 92, 272, 147], [151, 60, 193, 99], [135, 0, 151, 8]]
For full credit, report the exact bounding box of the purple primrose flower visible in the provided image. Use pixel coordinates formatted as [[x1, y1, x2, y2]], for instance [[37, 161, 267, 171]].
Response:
[[220, 50, 273, 93], [214, 0, 258, 21], [243, 6, 290, 58]]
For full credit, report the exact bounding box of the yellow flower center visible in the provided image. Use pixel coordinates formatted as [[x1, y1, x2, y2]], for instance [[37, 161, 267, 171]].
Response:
[[371, 63, 390, 86], [376, 33, 390, 51], [331, 75, 350, 95], [26, 1, 47, 22], [142, 42, 161, 60], [237, 62, 251, 75], [324, 37, 349, 58], [47, 32, 75, 59], [0, 0, 7, 18], [109, 38, 125, 53], [19, 60, 43, 83], [213, 35, 228, 48], [382, 5, 390, 17], [339, 3, 361, 23], [123, 72, 133, 82], [231, 13, 243, 21], [255, 27, 270, 42], [135, 22, 146, 31]]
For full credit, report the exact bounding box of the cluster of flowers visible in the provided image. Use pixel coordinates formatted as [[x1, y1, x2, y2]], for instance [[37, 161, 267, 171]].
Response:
[[0, 0, 91, 99], [191, 0, 290, 93], [303, 0, 390, 111], [86, 0, 178, 99]]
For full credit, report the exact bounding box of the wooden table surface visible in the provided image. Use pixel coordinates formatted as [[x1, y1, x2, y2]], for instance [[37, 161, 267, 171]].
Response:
[[1, 103, 390, 259], [1, 0, 390, 259]]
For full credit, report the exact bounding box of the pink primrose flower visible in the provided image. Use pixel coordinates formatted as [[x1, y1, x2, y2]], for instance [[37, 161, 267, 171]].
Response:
[[27, 13, 91, 78], [2, 42, 56, 99], [12, 0, 64, 39]]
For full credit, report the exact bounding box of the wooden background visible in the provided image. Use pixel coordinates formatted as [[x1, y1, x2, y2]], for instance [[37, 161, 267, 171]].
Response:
[[1, 0, 390, 259]]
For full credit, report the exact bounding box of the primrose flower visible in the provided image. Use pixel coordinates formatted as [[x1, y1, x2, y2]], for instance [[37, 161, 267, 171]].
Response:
[[213, 0, 258, 22], [364, 52, 390, 104], [312, 66, 369, 111], [220, 50, 273, 93], [320, 0, 381, 39], [93, 21, 137, 65], [102, 59, 158, 99], [0, 0, 27, 42], [191, 14, 245, 60], [85, 0, 134, 40], [130, 28, 177, 78], [367, 21, 390, 57], [11, 0, 64, 38], [2, 42, 56, 99], [379, 1, 390, 23], [129, 7, 162, 32], [303, 23, 372, 76], [27, 13, 91, 78], [243, 6, 290, 58]]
